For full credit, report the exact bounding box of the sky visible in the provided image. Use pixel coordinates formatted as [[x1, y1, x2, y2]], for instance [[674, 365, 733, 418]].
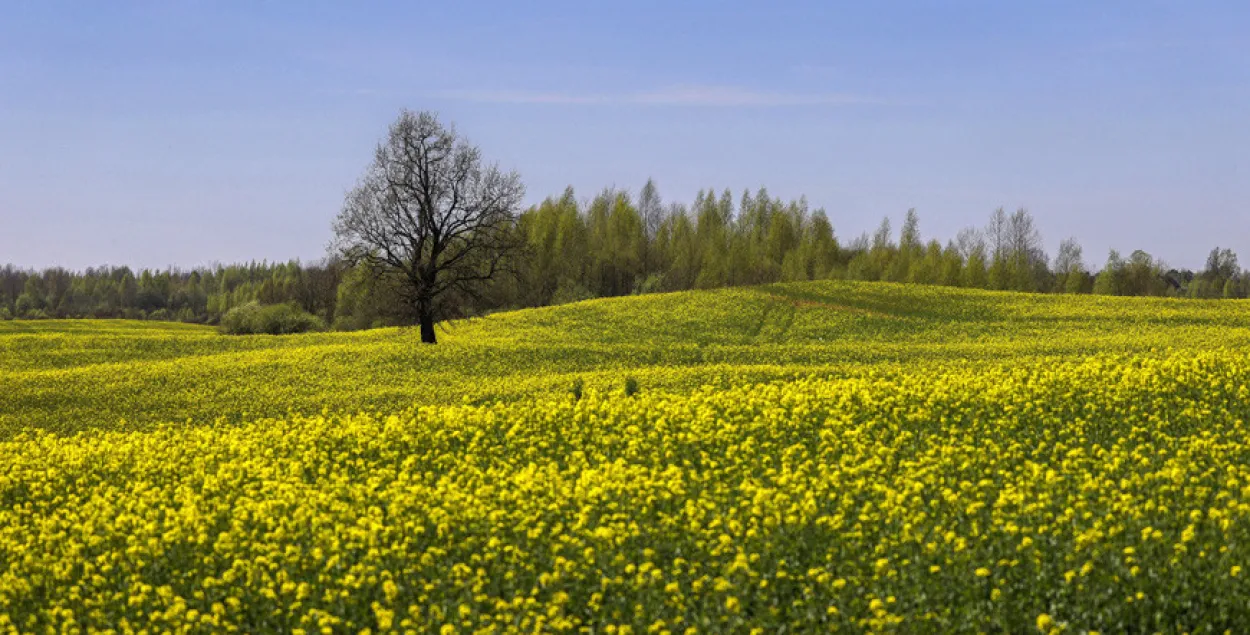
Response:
[[1, 1, 1247, 271]]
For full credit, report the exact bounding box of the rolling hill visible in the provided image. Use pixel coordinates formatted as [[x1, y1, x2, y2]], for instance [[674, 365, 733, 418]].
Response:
[[3, 280, 1250, 631]]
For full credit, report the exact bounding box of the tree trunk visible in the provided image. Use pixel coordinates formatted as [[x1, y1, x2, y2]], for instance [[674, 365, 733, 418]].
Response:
[[418, 308, 436, 344]]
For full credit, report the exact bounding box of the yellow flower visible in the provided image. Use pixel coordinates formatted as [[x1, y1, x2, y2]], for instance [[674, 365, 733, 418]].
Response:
[[9, 285, 1250, 630], [1036, 613, 1053, 632]]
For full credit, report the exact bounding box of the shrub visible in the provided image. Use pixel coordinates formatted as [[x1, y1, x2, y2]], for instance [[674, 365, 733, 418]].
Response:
[[219, 302, 325, 335], [633, 273, 665, 295], [218, 303, 262, 334], [551, 280, 595, 305], [0, 307, 11, 321]]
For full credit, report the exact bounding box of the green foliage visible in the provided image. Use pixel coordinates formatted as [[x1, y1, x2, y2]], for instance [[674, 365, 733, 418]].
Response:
[[510, 188, 1247, 304], [633, 273, 665, 295], [962, 248, 988, 289], [332, 262, 405, 330], [1064, 269, 1088, 294], [219, 302, 325, 335], [0, 261, 340, 325], [1093, 250, 1125, 296], [551, 279, 596, 305]]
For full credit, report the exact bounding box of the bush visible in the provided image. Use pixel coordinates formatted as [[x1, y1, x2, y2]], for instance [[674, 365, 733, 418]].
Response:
[[0, 307, 11, 321], [633, 273, 665, 295], [219, 302, 325, 335], [551, 279, 595, 306]]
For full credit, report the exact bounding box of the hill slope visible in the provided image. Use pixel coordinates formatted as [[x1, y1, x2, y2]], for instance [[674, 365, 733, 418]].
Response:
[[2, 279, 1249, 436], [4, 280, 1250, 631]]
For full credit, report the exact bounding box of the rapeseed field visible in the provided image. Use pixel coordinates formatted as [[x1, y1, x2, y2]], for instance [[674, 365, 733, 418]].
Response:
[[2, 280, 1250, 632]]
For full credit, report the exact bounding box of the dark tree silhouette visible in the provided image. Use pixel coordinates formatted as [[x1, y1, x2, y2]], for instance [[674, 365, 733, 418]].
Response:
[[333, 110, 525, 343]]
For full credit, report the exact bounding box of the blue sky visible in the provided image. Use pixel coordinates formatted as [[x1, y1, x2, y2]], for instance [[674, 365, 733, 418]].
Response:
[[1, 1, 1247, 271]]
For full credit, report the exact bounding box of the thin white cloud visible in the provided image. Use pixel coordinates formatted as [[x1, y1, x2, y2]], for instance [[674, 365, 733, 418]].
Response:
[[437, 89, 611, 105], [438, 84, 875, 107], [630, 85, 870, 106]]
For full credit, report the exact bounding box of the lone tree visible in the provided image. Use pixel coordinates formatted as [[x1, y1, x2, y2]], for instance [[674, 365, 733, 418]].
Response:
[[333, 110, 525, 343]]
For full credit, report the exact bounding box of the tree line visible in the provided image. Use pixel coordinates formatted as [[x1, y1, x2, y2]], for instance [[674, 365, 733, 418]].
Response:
[[3, 109, 1246, 332], [2, 189, 1245, 326], [507, 190, 1248, 302], [0, 261, 340, 323]]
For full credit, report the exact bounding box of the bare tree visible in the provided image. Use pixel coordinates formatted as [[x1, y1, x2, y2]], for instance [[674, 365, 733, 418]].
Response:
[[986, 207, 1008, 261], [1007, 207, 1046, 291], [954, 227, 985, 260], [1054, 237, 1086, 293], [1007, 208, 1044, 263], [333, 110, 525, 343], [1053, 237, 1084, 275]]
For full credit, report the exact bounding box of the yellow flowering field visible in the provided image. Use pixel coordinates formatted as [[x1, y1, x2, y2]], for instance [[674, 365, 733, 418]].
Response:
[[4, 281, 1249, 437], [2, 281, 1250, 632]]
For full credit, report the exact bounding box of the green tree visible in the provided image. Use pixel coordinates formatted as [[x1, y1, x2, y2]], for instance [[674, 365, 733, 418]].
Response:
[[866, 217, 894, 282], [663, 207, 699, 291], [1223, 277, 1239, 299], [806, 211, 839, 279], [586, 189, 645, 296], [890, 209, 922, 282], [939, 242, 964, 286], [693, 190, 731, 289], [909, 239, 944, 285], [1093, 250, 1125, 296]]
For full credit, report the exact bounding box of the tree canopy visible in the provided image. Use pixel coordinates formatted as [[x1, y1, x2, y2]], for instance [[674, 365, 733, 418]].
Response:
[[332, 110, 525, 343]]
